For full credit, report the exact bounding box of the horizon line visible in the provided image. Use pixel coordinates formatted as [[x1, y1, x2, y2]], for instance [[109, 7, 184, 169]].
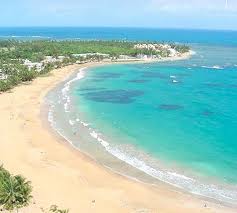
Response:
[[0, 26, 236, 32]]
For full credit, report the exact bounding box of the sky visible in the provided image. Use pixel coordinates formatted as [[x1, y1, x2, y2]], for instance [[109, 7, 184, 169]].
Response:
[[1, 0, 237, 30]]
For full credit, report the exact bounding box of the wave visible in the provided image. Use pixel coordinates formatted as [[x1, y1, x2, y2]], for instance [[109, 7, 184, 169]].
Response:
[[61, 68, 86, 112], [170, 76, 180, 83], [189, 50, 196, 55], [201, 65, 224, 70], [86, 127, 237, 205], [47, 66, 237, 206], [0, 35, 51, 39]]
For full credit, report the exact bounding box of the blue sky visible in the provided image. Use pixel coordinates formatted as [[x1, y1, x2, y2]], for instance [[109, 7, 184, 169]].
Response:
[[1, 0, 237, 30]]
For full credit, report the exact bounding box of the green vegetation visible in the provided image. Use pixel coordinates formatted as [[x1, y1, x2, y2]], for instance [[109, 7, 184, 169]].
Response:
[[0, 40, 142, 60], [0, 40, 190, 61], [0, 166, 70, 212], [0, 166, 32, 212], [170, 44, 190, 53], [0, 40, 190, 93], [41, 205, 69, 213], [0, 63, 38, 92]]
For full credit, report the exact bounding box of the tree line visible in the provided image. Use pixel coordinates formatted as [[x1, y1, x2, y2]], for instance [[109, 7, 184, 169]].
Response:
[[0, 40, 190, 92]]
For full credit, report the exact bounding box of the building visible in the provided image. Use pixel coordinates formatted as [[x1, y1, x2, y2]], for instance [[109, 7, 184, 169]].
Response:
[[0, 69, 8, 80], [23, 59, 43, 72]]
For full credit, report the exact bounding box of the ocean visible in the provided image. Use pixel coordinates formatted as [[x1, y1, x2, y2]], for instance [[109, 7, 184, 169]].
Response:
[[9, 27, 236, 205], [0, 27, 237, 46]]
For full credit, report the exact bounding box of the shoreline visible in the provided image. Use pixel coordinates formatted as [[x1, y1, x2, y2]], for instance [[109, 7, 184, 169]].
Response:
[[0, 55, 235, 212], [46, 57, 237, 207]]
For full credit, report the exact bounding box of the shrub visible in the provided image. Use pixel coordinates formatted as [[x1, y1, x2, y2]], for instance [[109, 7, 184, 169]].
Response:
[[49, 205, 69, 213], [8, 75, 21, 86], [40, 64, 54, 75], [41, 205, 69, 213], [18, 68, 37, 82], [0, 166, 33, 212], [0, 80, 12, 92]]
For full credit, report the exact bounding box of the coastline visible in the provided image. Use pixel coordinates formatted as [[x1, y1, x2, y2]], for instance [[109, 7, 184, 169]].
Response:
[[0, 55, 235, 212]]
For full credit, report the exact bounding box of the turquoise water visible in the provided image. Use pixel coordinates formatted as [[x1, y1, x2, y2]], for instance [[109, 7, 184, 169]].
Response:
[[40, 28, 237, 204], [49, 44, 236, 204], [74, 45, 237, 180]]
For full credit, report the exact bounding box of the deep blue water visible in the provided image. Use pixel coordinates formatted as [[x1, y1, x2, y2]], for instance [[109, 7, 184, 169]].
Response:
[[0, 27, 237, 46]]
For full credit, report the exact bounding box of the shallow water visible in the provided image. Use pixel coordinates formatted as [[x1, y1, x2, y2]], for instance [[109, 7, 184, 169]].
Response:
[[46, 44, 237, 205]]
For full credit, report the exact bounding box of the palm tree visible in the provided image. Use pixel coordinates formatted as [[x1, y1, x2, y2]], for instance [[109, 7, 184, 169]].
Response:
[[0, 166, 32, 213]]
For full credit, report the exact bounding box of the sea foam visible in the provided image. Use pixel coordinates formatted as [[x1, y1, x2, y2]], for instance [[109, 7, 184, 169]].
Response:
[[201, 65, 224, 70], [88, 127, 237, 204], [47, 65, 237, 206], [61, 68, 86, 113], [87, 128, 237, 204]]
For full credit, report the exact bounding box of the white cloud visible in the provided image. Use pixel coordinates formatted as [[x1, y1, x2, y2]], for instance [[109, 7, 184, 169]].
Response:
[[6, 0, 237, 29], [148, 0, 237, 12]]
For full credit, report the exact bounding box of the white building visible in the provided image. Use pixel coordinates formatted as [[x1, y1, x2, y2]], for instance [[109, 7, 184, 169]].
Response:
[[168, 48, 178, 57], [0, 69, 8, 80], [23, 59, 43, 72], [134, 43, 179, 58], [72, 53, 109, 58], [43, 56, 66, 63], [44, 56, 58, 63]]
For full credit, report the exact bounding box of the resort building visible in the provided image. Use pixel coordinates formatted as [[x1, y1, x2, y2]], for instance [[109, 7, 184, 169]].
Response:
[[0, 69, 7, 80], [23, 59, 43, 72]]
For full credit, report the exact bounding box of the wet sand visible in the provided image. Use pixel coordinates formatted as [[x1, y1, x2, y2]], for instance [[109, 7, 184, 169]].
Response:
[[0, 60, 235, 212]]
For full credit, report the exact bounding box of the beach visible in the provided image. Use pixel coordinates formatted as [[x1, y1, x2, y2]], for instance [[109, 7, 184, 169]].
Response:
[[0, 61, 235, 213]]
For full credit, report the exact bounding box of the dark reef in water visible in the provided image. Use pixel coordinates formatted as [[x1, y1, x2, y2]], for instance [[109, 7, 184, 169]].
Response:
[[176, 73, 191, 77], [201, 110, 214, 116], [204, 82, 224, 88], [78, 87, 106, 91], [158, 104, 184, 110], [81, 89, 144, 104], [92, 72, 123, 79], [128, 79, 150, 83], [89, 72, 123, 82], [90, 78, 105, 82], [229, 84, 237, 88], [204, 82, 237, 89], [141, 71, 169, 79]]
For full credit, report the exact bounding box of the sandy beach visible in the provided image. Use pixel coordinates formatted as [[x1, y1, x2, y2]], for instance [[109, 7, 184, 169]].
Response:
[[0, 60, 235, 213]]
